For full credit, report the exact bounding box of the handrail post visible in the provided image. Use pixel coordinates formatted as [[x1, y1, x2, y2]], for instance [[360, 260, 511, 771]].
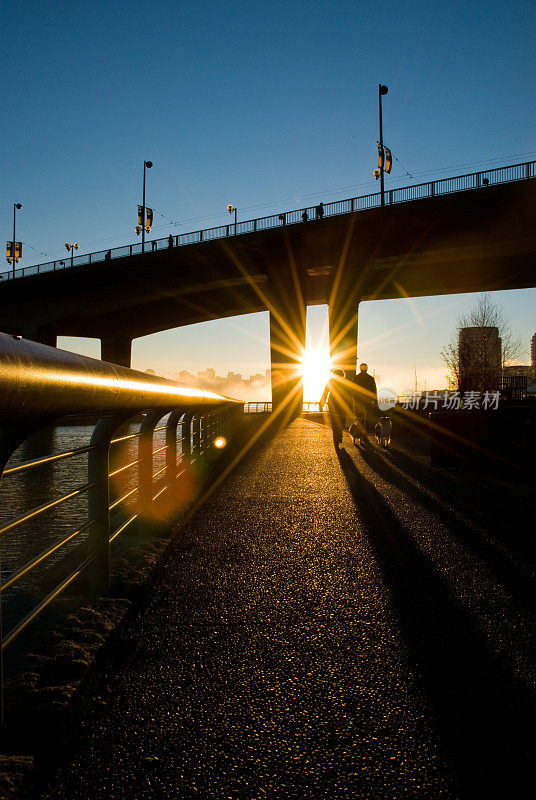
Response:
[[192, 415, 201, 459], [138, 412, 163, 538], [88, 415, 129, 595], [166, 410, 183, 488], [181, 413, 193, 462]]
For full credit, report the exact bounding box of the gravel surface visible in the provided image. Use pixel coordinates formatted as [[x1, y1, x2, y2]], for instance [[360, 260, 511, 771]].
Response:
[[43, 418, 536, 799]]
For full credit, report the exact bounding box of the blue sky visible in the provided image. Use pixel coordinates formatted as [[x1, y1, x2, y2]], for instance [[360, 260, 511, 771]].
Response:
[[2, 0, 535, 395]]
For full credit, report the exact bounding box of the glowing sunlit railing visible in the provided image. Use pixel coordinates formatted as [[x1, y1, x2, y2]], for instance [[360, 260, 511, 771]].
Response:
[[0, 334, 242, 721]]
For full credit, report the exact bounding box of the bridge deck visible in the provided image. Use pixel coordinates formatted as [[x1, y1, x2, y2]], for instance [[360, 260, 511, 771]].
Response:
[[44, 418, 536, 799]]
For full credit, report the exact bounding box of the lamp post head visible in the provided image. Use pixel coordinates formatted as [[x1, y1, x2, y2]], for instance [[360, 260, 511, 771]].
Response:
[[14, 203, 22, 210], [227, 204, 234, 213], [144, 160, 153, 169], [379, 84, 388, 95]]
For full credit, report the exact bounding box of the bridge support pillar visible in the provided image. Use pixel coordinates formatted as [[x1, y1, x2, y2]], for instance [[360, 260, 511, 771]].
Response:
[[101, 335, 132, 367], [269, 269, 306, 422], [22, 324, 57, 348], [329, 281, 360, 381]]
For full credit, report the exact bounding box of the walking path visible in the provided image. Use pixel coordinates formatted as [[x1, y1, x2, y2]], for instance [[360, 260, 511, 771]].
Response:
[[44, 417, 536, 799]]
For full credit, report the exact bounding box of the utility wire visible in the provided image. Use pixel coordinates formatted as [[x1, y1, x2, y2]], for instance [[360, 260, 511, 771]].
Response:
[[13, 149, 536, 263], [22, 241, 51, 257]]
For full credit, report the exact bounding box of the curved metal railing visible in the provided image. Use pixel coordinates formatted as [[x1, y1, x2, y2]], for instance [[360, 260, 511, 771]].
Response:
[[2, 160, 534, 283], [0, 333, 242, 720]]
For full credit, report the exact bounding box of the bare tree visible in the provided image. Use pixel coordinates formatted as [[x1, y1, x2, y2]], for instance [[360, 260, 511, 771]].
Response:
[[441, 294, 522, 393]]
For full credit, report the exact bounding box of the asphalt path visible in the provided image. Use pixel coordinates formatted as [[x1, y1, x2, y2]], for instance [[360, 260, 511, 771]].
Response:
[[43, 417, 536, 799]]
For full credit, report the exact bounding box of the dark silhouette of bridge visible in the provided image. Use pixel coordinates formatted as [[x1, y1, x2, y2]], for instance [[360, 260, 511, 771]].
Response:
[[1, 161, 535, 413]]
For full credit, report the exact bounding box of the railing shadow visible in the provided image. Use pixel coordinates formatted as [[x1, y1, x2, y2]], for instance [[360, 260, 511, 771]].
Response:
[[336, 446, 534, 799]]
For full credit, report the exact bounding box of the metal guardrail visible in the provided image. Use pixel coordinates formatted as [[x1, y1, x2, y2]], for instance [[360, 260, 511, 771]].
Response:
[[2, 161, 534, 283], [0, 334, 242, 721], [244, 402, 322, 413]]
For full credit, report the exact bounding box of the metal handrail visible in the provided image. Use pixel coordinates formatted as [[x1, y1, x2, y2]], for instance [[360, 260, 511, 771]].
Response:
[[0, 338, 243, 722], [2, 160, 534, 283], [2, 555, 95, 651], [0, 333, 236, 417], [0, 481, 96, 537], [2, 445, 96, 475], [1, 519, 95, 593]]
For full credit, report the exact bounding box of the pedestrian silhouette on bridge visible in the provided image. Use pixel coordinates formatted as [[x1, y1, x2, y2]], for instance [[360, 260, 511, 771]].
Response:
[[302, 209, 308, 222], [168, 234, 174, 248], [320, 368, 354, 448], [352, 363, 378, 446], [315, 202, 324, 220]]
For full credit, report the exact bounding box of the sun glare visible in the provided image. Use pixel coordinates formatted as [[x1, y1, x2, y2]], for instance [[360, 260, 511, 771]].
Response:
[[300, 347, 332, 401]]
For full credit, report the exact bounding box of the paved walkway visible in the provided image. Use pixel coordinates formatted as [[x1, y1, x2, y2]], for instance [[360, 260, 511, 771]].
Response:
[[44, 418, 536, 799]]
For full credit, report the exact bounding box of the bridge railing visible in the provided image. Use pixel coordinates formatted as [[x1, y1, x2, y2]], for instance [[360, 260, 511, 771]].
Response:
[[2, 160, 534, 282], [0, 333, 242, 720]]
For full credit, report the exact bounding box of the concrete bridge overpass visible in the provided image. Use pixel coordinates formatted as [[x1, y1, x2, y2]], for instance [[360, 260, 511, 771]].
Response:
[[1, 162, 535, 409]]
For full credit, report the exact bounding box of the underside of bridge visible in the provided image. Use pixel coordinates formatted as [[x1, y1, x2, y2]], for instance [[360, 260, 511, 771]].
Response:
[[1, 179, 534, 410]]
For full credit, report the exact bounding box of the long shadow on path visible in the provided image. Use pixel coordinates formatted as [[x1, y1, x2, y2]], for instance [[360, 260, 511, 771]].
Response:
[[337, 447, 534, 800], [357, 444, 536, 615]]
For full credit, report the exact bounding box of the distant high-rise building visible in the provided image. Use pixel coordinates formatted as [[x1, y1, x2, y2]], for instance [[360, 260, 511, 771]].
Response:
[[458, 326, 501, 393], [531, 332, 536, 367]]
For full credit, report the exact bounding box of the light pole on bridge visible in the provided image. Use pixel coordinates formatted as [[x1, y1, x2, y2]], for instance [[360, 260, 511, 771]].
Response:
[[376, 84, 392, 207], [139, 160, 153, 254], [65, 242, 79, 267], [227, 204, 237, 235], [7, 203, 22, 279]]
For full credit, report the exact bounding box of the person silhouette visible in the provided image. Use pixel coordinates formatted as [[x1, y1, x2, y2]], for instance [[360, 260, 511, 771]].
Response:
[[302, 209, 308, 222], [315, 202, 324, 220], [320, 368, 353, 448], [352, 362, 378, 445]]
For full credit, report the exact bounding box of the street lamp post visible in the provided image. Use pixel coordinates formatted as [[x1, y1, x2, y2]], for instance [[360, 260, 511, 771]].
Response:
[[227, 204, 237, 235], [65, 242, 79, 267], [378, 84, 388, 207], [11, 203, 22, 279], [142, 160, 153, 253]]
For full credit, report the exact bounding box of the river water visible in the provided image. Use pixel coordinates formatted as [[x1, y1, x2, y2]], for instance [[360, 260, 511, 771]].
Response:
[[0, 421, 170, 634]]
